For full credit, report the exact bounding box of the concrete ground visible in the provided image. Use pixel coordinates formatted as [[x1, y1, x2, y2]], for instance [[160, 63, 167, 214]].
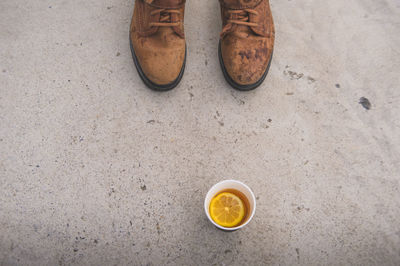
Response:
[[1, 0, 400, 265]]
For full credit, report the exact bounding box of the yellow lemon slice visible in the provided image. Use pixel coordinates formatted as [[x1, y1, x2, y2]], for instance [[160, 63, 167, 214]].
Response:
[[209, 192, 245, 227]]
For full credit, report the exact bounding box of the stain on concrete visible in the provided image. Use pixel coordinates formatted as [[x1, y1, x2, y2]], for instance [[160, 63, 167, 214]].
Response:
[[359, 97, 372, 110]]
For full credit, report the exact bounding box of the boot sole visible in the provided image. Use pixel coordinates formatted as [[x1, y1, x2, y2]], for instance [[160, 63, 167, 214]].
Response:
[[218, 40, 273, 91], [129, 36, 186, 91]]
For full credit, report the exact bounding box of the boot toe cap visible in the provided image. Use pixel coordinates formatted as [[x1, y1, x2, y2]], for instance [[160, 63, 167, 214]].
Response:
[[221, 37, 271, 86], [139, 49, 185, 85], [132, 36, 186, 86]]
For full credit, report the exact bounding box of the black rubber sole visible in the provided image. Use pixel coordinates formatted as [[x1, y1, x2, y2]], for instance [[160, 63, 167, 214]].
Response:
[[129, 37, 186, 91], [218, 41, 273, 91]]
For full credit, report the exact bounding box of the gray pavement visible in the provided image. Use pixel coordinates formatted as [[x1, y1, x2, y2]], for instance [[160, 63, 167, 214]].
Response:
[[1, 0, 400, 265]]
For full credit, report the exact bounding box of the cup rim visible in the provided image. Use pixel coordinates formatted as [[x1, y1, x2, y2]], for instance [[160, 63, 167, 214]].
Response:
[[204, 179, 256, 231]]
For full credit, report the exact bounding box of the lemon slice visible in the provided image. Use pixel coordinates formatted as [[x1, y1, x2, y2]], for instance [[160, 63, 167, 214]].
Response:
[[209, 192, 245, 227]]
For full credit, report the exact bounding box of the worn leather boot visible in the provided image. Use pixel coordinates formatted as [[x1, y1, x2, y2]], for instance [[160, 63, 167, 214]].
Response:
[[130, 0, 186, 91], [218, 0, 275, 90]]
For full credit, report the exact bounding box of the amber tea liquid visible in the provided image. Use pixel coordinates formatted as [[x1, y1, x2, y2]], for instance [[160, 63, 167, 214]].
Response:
[[210, 188, 250, 226]]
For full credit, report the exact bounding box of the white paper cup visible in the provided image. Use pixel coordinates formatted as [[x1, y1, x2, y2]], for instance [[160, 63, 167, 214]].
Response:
[[204, 180, 256, 231]]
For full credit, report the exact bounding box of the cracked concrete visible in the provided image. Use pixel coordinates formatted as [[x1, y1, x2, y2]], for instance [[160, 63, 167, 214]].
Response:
[[1, 0, 400, 265]]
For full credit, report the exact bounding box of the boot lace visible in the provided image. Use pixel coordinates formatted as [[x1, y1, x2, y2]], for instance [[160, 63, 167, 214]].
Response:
[[150, 9, 181, 27], [227, 9, 258, 27]]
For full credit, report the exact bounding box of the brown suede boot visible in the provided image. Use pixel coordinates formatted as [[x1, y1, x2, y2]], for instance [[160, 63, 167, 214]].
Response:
[[218, 0, 275, 90], [130, 0, 186, 91]]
